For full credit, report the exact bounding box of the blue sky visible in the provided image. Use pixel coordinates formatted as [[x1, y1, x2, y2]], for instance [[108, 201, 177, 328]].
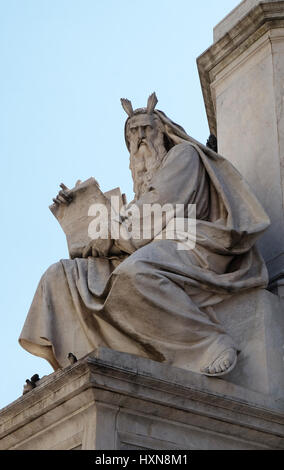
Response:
[[0, 0, 240, 409]]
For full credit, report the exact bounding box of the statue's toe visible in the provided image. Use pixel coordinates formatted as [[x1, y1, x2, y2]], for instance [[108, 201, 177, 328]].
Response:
[[201, 348, 237, 377]]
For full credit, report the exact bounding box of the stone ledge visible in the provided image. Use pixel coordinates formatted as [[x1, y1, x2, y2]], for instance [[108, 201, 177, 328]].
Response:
[[214, 0, 284, 42], [0, 348, 283, 449], [197, 1, 284, 135]]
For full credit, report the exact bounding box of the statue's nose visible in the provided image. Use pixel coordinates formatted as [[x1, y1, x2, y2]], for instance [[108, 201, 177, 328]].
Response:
[[138, 127, 145, 139]]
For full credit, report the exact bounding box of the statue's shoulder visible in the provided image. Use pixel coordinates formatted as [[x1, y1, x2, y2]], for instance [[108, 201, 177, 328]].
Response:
[[165, 142, 199, 164]]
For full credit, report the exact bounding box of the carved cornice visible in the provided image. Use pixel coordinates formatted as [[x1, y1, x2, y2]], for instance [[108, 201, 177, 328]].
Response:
[[0, 349, 283, 449], [197, 1, 284, 135]]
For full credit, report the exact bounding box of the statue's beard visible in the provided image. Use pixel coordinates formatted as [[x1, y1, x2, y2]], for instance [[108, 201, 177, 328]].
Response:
[[129, 135, 167, 199]]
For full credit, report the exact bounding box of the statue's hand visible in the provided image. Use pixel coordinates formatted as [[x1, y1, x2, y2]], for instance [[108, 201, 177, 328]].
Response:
[[82, 238, 113, 258], [52, 183, 73, 205]]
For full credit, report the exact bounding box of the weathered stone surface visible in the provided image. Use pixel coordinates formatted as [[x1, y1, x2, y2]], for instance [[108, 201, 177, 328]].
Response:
[[215, 288, 284, 399], [0, 349, 283, 450], [214, 0, 284, 42], [197, 1, 284, 287]]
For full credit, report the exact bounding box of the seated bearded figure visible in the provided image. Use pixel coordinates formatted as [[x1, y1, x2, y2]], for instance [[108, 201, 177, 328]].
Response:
[[19, 93, 270, 377]]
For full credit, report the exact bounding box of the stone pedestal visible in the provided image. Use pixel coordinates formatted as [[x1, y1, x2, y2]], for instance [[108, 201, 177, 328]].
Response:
[[0, 348, 283, 450], [197, 0, 284, 289]]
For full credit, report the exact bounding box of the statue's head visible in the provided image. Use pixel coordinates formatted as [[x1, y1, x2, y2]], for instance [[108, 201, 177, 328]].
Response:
[[121, 93, 176, 153], [121, 93, 172, 198], [120, 92, 223, 199]]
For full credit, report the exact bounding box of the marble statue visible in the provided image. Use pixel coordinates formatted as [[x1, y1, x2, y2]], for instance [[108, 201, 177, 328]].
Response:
[[19, 93, 270, 377]]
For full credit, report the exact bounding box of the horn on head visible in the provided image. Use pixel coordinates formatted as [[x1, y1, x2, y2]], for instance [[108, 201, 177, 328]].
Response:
[[120, 98, 134, 117], [146, 92, 158, 114]]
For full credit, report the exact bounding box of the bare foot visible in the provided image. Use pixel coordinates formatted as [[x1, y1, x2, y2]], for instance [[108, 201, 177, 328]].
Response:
[[200, 348, 237, 377]]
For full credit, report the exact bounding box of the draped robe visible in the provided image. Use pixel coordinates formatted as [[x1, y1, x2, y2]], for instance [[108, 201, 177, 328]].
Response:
[[19, 141, 270, 373]]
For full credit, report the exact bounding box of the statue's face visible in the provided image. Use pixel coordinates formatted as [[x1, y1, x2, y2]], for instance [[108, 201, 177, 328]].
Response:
[[127, 114, 167, 198], [127, 114, 162, 154]]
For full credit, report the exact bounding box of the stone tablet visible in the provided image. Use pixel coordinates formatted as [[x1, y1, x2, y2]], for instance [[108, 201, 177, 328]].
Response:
[[50, 178, 123, 259]]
